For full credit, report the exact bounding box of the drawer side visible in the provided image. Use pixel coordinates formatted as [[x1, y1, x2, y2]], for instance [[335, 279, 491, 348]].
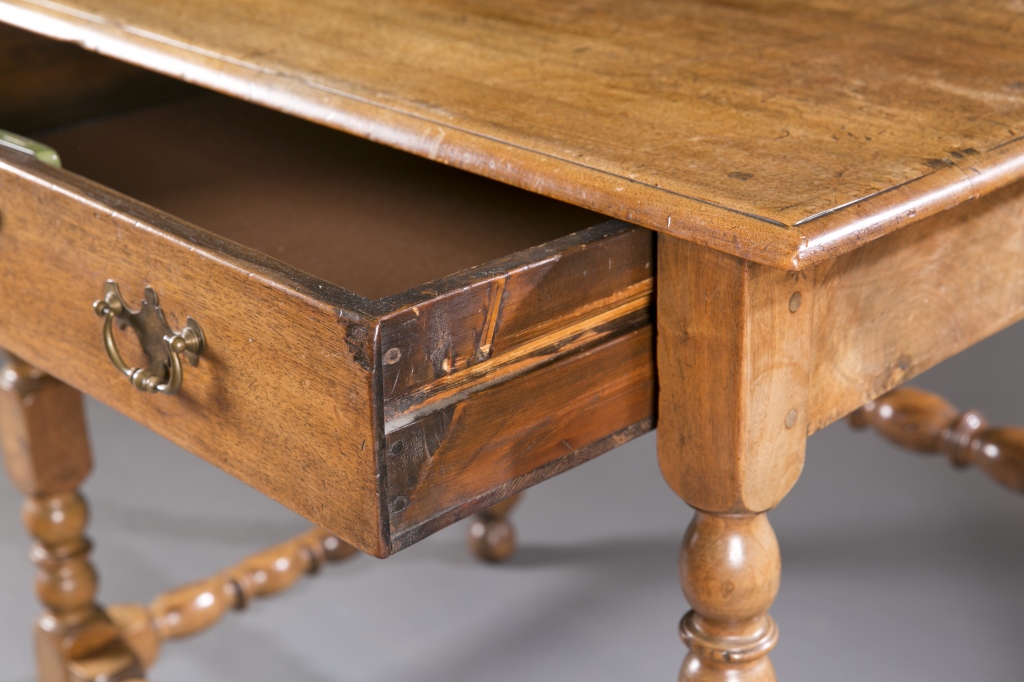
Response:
[[385, 327, 655, 552], [380, 222, 654, 423], [378, 223, 656, 552]]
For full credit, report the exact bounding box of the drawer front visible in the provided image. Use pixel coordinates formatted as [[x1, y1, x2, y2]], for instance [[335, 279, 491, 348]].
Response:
[[0, 149, 386, 555], [0, 143, 657, 558]]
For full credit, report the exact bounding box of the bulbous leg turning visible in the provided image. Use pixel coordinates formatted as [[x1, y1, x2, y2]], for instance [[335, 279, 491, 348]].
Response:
[[678, 512, 780, 681], [0, 355, 143, 681], [468, 493, 522, 563]]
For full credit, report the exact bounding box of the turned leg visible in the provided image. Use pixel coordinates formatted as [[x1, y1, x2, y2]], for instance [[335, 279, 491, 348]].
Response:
[[468, 493, 522, 563], [657, 236, 813, 680], [677, 513, 779, 680], [0, 355, 143, 682]]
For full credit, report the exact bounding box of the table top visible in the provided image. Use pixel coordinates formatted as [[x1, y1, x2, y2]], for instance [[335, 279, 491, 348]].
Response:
[[4, 0, 1024, 269]]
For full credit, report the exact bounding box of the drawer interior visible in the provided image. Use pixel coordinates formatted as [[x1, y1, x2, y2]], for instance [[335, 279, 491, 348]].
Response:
[[34, 93, 602, 299]]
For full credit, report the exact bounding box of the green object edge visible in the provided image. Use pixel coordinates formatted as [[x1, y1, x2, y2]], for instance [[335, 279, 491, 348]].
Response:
[[0, 129, 61, 168]]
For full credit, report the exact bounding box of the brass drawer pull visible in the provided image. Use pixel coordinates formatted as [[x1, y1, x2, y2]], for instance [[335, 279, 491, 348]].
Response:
[[92, 281, 205, 395]]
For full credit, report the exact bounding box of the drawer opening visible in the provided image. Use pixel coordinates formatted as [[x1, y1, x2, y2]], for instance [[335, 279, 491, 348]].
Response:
[[0, 25, 655, 556], [34, 93, 603, 299]]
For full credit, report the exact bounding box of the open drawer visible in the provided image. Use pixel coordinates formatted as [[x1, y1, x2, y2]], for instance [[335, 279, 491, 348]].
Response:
[[0, 28, 655, 557]]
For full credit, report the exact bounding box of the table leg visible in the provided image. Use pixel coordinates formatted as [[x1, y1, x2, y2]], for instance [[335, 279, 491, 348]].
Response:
[[676, 512, 779, 680], [657, 236, 813, 680], [0, 355, 144, 682], [468, 492, 522, 563]]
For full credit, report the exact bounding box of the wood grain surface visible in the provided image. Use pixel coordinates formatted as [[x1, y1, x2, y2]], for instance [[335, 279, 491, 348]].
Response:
[[379, 222, 653, 425], [0, 359, 90, 498], [0, 147, 385, 555], [809, 180, 1024, 430], [386, 328, 654, 551], [657, 236, 812, 514], [376, 222, 653, 550], [3, 0, 1023, 268]]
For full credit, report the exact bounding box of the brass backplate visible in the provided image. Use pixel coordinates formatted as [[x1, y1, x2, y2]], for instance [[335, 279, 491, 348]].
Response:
[[104, 281, 200, 379]]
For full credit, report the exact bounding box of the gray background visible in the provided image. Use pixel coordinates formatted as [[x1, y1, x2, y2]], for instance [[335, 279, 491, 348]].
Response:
[[2, 321, 1023, 682]]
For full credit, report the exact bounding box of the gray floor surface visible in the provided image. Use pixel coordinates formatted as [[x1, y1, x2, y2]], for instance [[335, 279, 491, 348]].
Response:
[[2, 322, 1024, 681]]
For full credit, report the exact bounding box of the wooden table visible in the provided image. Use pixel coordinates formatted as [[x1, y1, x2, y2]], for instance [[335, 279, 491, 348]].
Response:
[[1, 2, 1023, 680]]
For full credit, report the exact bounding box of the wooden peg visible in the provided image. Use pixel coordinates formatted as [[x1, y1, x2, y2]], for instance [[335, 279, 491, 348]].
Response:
[[468, 493, 522, 563], [850, 387, 1024, 493]]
